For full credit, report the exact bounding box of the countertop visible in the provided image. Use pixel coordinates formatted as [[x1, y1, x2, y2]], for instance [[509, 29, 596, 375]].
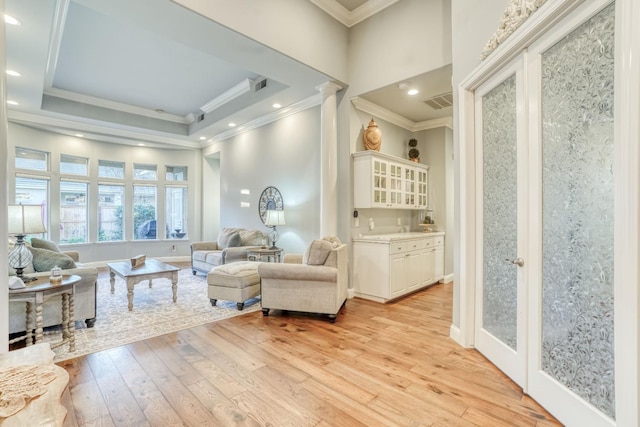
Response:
[[352, 231, 444, 243]]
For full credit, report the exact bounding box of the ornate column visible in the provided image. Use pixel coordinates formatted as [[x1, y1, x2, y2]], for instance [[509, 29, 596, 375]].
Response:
[[316, 82, 342, 237]]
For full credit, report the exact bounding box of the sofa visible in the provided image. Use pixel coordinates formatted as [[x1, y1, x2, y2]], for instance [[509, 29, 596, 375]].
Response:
[[9, 238, 99, 334], [191, 227, 266, 275], [258, 237, 348, 323]]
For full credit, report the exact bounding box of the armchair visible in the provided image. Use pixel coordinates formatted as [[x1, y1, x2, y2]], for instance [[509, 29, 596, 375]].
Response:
[[257, 239, 348, 323]]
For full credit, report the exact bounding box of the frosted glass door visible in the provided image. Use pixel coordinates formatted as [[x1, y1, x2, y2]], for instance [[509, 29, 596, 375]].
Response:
[[474, 60, 527, 387], [527, 2, 615, 424]]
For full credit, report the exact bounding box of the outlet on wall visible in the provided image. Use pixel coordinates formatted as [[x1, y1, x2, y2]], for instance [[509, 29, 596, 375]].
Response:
[[171, 245, 176, 252]]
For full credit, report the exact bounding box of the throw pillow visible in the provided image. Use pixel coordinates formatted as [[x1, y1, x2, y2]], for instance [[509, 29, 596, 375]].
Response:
[[30, 237, 62, 253], [226, 232, 242, 247], [305, 239, 333, 265], [321, 236, 343, 247], [29, 247, 76, 272], [217, 228, 240, 249]]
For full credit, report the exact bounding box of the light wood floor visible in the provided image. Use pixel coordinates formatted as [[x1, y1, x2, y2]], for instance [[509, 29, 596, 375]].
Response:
[[57, 281, 560, 426]]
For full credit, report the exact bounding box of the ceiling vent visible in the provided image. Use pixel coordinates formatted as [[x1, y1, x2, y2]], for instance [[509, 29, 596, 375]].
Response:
[[423, 92, 453, 110], [254, 78, 267, 92]]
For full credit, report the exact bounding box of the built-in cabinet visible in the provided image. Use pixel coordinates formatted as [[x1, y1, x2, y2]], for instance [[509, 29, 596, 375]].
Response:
[[353, 151, 428, 210], [352, 232, 444, 303]]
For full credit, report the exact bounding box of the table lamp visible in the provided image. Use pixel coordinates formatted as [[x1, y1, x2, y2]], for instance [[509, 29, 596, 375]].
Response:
[[265, 209, 285, 249], [8, 204, 47, 282]]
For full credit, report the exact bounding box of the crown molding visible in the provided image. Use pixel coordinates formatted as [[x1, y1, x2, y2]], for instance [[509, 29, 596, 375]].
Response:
[[8, 110, 201, 149], [44, 0, 70, 89], [351, 96, 452, 132], [200, 78, 253, 113], [205, 93, 321, 145], [44, 87, 192, 124], [310, 0, 399, 27]]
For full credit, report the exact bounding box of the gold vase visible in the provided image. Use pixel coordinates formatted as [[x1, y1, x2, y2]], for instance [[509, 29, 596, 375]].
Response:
[[363, 118, 382, 151]]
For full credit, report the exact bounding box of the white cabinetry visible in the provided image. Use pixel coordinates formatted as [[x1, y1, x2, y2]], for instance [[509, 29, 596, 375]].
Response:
[[353, 232, 445, 303], [353, 151, 428, 210]]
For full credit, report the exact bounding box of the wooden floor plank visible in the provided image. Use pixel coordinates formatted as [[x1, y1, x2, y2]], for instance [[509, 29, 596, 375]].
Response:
[[57, 279, 560, 426]]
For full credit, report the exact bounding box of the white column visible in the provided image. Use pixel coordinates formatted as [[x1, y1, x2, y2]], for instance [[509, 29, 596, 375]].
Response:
[[1, 0, 9, 353], [316, 82, 341, 238]]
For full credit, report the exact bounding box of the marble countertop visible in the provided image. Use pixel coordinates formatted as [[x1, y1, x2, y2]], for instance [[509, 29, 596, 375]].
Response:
[[352, 231, 444, 243]]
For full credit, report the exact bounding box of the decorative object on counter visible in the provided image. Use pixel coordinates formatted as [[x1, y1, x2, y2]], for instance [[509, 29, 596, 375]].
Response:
[[363, 118, 382, 151], [130, 254, 146, 268], [408, 138, 420, 162], [421, 209, 436, 232], [8, 204, 47, 283]]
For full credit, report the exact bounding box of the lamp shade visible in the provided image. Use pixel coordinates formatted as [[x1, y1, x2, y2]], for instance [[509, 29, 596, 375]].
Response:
[[8, 204, 47, 235], [265, 209, 285, 227]]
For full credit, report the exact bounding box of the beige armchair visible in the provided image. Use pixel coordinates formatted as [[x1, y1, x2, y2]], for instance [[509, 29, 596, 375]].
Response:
[[257, 240, 348, 323]]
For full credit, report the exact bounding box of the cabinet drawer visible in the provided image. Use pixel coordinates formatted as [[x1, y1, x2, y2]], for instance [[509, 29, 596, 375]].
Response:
[[424, 238, 434, 249], [389, 241, 407, 254], [406, 239, 426, 251], [434, 236, 444, 247]]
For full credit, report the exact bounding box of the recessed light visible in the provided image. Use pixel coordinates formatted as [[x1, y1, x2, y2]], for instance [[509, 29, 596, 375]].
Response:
[[7, 100, 18, 105], [4, 14, 22, 26], [6, 70, 21, 77], [199, 136, 206, 140], [228, 122, 236, 127], [138, 143, 145, 147], [75, 134, 84, 138], [407, 89, 419, 96], [272, 103, 282, 109]]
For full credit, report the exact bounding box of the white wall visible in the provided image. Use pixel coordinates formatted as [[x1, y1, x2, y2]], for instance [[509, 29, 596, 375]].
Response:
[[348, 0, 452, 96], [218, 107, 322, 255], [7, 123, 202, 262], [173, 0, 349, 83], [451, 0, 509, 328]]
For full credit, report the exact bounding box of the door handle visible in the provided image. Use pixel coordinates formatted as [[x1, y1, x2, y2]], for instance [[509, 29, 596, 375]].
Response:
[[505, 257, 525, 267]]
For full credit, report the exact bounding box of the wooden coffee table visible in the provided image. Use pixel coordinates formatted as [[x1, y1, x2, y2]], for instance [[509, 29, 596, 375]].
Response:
[[107, 259, 179, 311]]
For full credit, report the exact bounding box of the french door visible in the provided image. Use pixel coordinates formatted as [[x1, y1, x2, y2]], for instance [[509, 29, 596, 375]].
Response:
[[474, 1, 616, 425]]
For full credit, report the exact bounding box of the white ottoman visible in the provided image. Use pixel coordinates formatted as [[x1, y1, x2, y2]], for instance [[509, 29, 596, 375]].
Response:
[[207, 261, 261, 310]]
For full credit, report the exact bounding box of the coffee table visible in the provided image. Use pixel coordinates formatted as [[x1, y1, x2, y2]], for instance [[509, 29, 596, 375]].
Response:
[[107, 259, 179, 311]]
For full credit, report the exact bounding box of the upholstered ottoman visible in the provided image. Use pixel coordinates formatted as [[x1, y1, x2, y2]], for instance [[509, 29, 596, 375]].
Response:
[[207, 261, 261, 310]]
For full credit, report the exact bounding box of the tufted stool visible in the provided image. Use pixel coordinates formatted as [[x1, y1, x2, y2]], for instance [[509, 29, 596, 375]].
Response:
[[207, 261, 261, 310]]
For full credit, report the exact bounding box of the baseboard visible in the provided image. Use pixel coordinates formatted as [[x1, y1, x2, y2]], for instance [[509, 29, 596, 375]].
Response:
[[449, 324, 462, 345], [347, 288, 355, 299], [441, 273, 454, 283]]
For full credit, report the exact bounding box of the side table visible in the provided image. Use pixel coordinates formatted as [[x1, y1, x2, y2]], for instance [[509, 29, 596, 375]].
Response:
[[8, 275, 80, 352], [247, 247, 283, 263]]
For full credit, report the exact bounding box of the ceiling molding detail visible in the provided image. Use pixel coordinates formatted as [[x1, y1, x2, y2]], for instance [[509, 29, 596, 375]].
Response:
[[8, 110, 201, 149], [206, 93, 322, 144], [351, 96, 452, 132], [44, 87, 192, 124], [200, 78, 253, 114], [43, 0, 70, 89], [310, 0, 399, 27]]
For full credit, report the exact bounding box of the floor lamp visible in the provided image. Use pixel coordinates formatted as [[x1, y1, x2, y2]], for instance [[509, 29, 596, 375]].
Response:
[[8, 204, 47, 282]]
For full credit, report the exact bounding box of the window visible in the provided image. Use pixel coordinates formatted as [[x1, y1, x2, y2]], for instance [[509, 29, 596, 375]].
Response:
[[166, 187, 188, 239], [15, 147, 48, 171], [60, 181, 88, 244], [15, 177, 49, 239], [60, 154, 88, 175], [133, 185, 157, 240], [98, 184, 124, 241], [98, 160, 125, 179], [166, 166, 188, 181], [134, 164, 157, 180]]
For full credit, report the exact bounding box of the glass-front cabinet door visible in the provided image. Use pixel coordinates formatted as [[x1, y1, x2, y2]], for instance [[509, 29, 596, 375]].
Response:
[[416, 169, 428, 209], [372, 158, 388, 206], [403, 167, 415, 207], [388, 163, 403, 206]]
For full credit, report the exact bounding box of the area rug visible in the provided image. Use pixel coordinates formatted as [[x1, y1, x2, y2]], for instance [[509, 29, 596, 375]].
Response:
[[43, 268, 261, 362]]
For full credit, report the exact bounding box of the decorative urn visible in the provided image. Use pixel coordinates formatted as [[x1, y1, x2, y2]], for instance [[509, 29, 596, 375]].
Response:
[[363, 118, 382, 151]]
